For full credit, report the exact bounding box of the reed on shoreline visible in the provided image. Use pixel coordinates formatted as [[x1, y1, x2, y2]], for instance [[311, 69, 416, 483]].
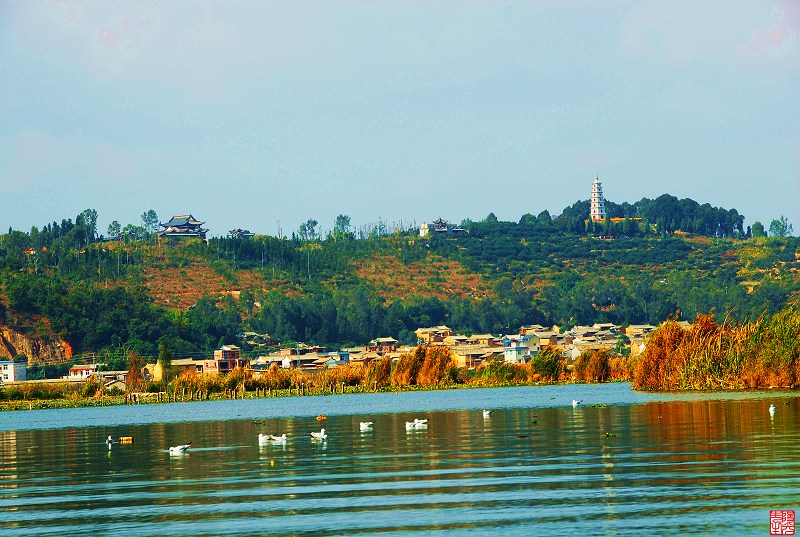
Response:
[[2, 344, 601, 410], [631, 306, 800, 390]]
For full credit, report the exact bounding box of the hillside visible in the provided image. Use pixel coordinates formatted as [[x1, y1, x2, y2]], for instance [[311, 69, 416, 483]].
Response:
[[0, 203, 798, 365]]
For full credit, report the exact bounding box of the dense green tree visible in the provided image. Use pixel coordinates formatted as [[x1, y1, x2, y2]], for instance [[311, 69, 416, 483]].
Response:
[[769, 216, 793, 238], [158, 343, 173, 382], [107, 221, 122, 240], [334, 215, 351, 236]]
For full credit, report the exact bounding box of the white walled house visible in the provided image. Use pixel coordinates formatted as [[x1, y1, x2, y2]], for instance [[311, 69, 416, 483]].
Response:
[[503, 335, 535, 364], [0, 361, 26, 383]]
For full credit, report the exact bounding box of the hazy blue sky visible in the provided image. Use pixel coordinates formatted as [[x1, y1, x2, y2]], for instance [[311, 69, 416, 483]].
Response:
[[1, 1, 798, 237]]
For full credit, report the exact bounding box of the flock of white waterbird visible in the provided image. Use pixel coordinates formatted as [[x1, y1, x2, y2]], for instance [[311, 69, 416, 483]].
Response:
[[102, 401, 783, 455]]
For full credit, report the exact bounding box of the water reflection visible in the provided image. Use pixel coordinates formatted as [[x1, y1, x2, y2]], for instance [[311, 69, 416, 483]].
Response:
[[0, 387, 797, 535]]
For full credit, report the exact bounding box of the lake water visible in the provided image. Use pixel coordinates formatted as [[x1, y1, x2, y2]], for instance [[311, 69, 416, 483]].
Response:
[[1, 383, 798, 536]]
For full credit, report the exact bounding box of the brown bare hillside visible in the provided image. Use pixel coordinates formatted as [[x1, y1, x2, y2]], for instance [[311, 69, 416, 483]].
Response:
[[139, 263, 295, 310], [355, 255, 491, 302]]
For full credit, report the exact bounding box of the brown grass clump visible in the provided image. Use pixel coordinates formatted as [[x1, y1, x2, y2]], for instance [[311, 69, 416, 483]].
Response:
[[417, 346, 457, 386], [632, 320, 687, 390], [391, 345, 457, 387], [314, 364, 364, 389], [391, 347, 424, 386], [363, 356, 392, 388], [574, 349, 612, 382]]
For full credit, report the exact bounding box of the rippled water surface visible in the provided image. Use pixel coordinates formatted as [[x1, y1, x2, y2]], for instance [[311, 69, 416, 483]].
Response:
[[1, 384, 798, 536]]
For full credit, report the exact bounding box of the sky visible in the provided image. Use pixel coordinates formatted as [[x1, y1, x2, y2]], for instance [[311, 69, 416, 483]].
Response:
[[1, 1, 798, 238]]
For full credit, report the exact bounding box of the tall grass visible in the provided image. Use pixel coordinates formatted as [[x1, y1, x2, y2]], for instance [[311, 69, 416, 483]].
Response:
[[363, 356, 392, 388], [392, 346, 457, 387], [632, 306, 800, 390], [573, 350, 611, 382]]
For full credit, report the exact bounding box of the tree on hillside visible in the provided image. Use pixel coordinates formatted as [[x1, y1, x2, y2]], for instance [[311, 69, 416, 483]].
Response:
[[107, 221, 121, 240], [769, 216, 793, 238], [76, 209, 98, 244], [298, 219, 319, 241], [334, 214, 351, 235], [141, 210, 159, 241], [752, 221, 766, 238], [537, 210, 553, 226]]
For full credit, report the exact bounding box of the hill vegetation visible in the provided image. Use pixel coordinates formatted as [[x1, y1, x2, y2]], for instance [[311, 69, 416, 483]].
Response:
[[0, 197, 797, 372]]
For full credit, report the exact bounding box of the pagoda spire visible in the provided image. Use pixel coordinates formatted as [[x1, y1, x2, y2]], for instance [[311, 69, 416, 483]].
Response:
[[590, 174, 607, 222]]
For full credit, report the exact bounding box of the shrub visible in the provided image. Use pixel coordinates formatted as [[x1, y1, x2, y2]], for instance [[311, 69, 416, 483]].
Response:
[[530, 347, 564, 382], [472, 361, 527, 384]]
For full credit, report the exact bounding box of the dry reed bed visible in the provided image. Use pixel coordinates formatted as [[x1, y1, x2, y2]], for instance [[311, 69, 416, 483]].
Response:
[[632, 306, 800, 390]]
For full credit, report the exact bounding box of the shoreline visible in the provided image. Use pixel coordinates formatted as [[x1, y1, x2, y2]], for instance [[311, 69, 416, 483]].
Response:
[[0, 381, 544, 411], [2, 378, 797, 412]]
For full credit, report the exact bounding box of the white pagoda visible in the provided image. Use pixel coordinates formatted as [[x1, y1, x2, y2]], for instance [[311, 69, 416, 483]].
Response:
[[590, 175, 607, 222]]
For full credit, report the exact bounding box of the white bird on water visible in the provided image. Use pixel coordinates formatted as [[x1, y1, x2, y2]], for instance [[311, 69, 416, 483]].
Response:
[[359, 421, 373, 431], [169, 442, 192, 454], [310, 428, 328, 441], [572, 400, 583, 408], [769, 404, 776, 416], [259, 433, 286, 446], [483, 410, 493, 418], [406, 418, 428, 430]]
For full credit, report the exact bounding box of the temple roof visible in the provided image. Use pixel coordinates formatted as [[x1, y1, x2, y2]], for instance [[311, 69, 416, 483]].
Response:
[[161, 214, 205, 228]]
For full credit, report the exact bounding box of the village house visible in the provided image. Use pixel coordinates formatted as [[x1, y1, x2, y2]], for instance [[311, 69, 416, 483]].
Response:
[[468, 334, 502, 347], [519, 324, 548, 335], [624, 324, 656, 338], [145, 358, 204, 382], [366, 337, 399, 355], [281, 353, 324, 370], [452, 345, 503, 368], [443, 334, 472, 347], [568, 342, 614, 364], [310, 351, 350, 369], [415, 326, 453, 344], [202, 345, 249, 376], [95, 369, 130, 391], [66, 364, 97, 381], [592, 323, 619, 333], [503, 334, 535, 364], [349, 350, 382, 369], [530, 331, 558, 348], [0, 360, 26, 383]]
